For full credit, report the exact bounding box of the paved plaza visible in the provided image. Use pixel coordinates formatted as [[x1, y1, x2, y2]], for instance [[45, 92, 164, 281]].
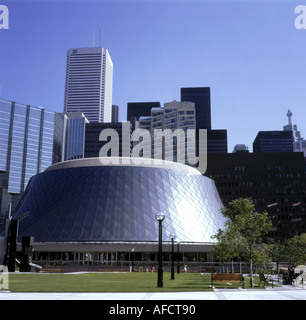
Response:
[[1, 284, 306, 300]]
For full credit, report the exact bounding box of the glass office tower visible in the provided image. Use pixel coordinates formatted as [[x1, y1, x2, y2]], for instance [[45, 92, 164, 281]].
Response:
[[0, 98, 63, 226], [57, 113, 89, 161], [253, 131, 294, 153], [180, 87, 228, 153]]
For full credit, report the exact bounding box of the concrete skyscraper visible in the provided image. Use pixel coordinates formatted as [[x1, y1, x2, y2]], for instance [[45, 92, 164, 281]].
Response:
[[64, 47, 113, 123], [138, 100, 196, 163]]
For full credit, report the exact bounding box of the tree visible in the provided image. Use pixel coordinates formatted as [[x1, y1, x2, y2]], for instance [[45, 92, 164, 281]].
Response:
[[212, 229, 231, 273], [286, 233, 306, 266], [253, 243, 272, 273], [270, 240, 286, 274], [220, 198, 272, 287], [213, 227, 245, 273]]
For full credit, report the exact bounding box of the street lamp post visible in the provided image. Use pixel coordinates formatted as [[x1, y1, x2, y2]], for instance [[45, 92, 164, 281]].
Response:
[[170, 234, 175, 280], [155, 213, 165, 288], [177, 242, 180, 274], [131, 248, 135, 272]]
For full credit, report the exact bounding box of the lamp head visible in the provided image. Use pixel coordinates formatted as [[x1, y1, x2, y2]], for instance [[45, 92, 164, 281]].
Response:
[[155, 213, 165, 222]]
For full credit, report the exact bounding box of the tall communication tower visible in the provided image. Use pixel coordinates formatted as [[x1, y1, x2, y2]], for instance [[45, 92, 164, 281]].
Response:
[[287, 109, 293, 125]]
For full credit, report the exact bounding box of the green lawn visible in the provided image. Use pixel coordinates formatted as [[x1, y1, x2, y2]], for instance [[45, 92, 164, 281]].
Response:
[[3, 272, 265, 293]]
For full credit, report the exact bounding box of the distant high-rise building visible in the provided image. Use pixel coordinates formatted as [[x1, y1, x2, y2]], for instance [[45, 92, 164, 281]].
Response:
[[57, 113, 89, 161], [112, 105, 119, 122], [180, 87, 227, 153], [233, 144, 249, 153], [283, 109, 303, 142], [64, 47, 113, 123], [180, 87, 211, 130], [138, 100, 196, 163], [283, 109, 306, 156], [207, 130, 228, 153], [84, 122, 132, 158], [127, 102, 161, 130], [294, 139, 306, 157], [253, 131, 294, 153], [205, 152, 306, 242]]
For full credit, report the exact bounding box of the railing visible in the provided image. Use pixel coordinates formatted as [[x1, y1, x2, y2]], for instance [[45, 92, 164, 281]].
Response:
[[30, 259, 255, 272]]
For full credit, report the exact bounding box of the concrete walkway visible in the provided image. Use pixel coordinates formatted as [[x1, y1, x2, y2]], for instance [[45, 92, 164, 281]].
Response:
[[1, 284, 306, 300]]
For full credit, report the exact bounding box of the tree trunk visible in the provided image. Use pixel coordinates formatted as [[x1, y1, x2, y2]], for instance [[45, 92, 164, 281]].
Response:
[[249, 246, 254, 288]]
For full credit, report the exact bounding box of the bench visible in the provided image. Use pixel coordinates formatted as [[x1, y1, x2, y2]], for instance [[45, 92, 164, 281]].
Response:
[[259, 272, 274, 288], [211, 273, 245, 288], [98, 269, 127, 272], [40, 268, 62, 273], [200, 267, 215, 274]]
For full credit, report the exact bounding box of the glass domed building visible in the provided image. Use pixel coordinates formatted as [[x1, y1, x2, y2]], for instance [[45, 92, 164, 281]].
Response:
[[13, 157, 226, 269]]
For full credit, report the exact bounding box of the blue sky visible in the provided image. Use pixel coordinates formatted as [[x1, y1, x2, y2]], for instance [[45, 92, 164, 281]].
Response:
[[1, 0, 306, 152]]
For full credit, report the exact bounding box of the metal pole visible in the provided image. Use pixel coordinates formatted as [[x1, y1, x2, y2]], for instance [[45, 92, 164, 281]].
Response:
[[157, 220, 163, 287], [177, 242, 180, 274], [131, 248, 135, 272], [171, 237, 175, 280]]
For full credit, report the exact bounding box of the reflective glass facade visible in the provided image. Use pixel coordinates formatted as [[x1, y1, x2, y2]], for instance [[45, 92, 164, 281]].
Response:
[[253, 131, 294, 153], [0, 99, 11, 172], [14, 158, 226, 243], [57, 113, 89, 161], [0, 98, 62, 194]]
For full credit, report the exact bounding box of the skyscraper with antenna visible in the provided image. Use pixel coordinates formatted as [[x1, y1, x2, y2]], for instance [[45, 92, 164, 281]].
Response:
[[283, 109, 303, 142], [64, 46, 113, 123], [283, 109, 306, 156]]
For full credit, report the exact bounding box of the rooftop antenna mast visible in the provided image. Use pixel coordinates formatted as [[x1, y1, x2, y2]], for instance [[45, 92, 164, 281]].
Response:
[[287, 109, 293, 125], [99, 27, 102, 47], [92, 28, 101, 47]]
